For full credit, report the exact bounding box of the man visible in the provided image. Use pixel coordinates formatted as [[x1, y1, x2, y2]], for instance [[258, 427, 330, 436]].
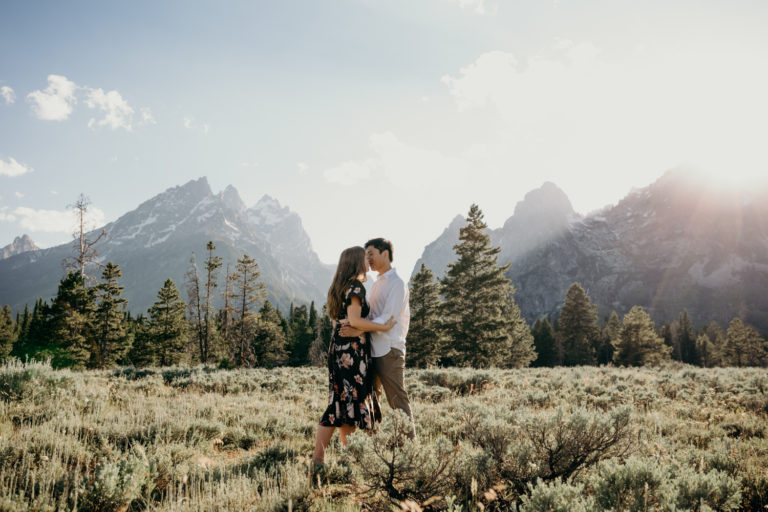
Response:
[[341, 238, 415, 437]]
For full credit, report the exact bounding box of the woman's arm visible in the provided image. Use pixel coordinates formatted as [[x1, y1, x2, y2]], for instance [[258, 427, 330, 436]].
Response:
[[346, 296, 395, 332]]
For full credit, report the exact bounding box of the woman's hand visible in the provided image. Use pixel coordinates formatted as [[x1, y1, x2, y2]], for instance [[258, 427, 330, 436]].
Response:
[[383, 315, 397, 331]]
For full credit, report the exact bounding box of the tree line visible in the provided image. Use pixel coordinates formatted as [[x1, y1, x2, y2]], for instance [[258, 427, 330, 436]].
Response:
[[1, 199, 766, 370], [405, 204, 768, 369]]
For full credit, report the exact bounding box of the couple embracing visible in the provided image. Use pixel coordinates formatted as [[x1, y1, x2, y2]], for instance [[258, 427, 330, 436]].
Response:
[[312, 238, 415, 468]]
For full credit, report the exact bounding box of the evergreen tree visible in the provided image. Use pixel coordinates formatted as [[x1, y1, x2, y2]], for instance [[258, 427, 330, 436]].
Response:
[[658, 321, 675, 359], [532, 318, 557, 367], [218, 263, 236, 352], [598, 311, 621, 365], [252, 301, 288, 367], [308, 301, 318, 340], [185, 254, 206, 364], [695, 333, 716, 368], [0, 305, 16, 361], [148, 279, 188, 366], [201, 241, 222, 363], [676, 309, 697, 365], [227, 254, 267, 367], [408, 264, 442, 368], [288, 304, 313, 366], [613, 306, 671, 366], [13, 299, 54, 361], [126, 314, 155, 367], [308, 304, 333, 367], [724, 318, 767, 367], [440, 204, 535, 368], [92, 262, 130, 368], [556, 283, 601, 366], [48, 272, 96, 368], [703, 321, 726, 366]]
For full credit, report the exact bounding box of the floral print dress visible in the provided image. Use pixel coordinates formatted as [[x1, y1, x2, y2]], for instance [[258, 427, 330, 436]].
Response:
[[320, 279, 380, 430]]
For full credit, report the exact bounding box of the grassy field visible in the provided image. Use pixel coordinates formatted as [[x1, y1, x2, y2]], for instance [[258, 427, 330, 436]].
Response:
[[1, 360, 767, 511]]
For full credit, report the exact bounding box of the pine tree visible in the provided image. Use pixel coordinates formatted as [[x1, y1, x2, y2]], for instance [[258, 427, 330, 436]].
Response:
[[201, 241, 222, 363], [724, 318, 767, 367], [126, 314, 155, 367], [613, 306, 671, 366], [48, 272, 96, 368], [440, 204, 535, 368], [532, 318, 557, 367], [288, 304, 313, 366], [658, 321, 675, 359], [218, 263, 236, 352], [148, 279, 188, 366], [556, 283, 601, 366], [92, 262, 130, 368], [703, 321, 726, 366], [253, 301, 288, 367], [695, 333, 716, 367], [308, 301, 318, 340], [185, 254, 206, 364], [598, 311, 621, 365], [227, 254, 267, 367], [676, 309, 697, 365], [0, 305, 16, 361], [408, 264, 442, 368], [308, 304, 333, 367]]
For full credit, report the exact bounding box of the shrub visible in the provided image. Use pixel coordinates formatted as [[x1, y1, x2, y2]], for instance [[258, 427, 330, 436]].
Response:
[[592, 456, 676, 511], [519, 478, 594, 512]]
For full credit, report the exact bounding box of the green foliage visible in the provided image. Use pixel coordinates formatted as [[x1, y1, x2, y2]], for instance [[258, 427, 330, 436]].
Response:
[[408, 264, 443, 368], [91, 262, 131, 368], [253, 301, 288, 368], [308, 304, 332, 367], [0, 305, 17, 361], [724, 317, 767, 367], [80, 446, 150, 511], [592, 456, 676, 511], [613, 306, 671, 366], [676, 309, 698, 364], [148, 278, 188, 366], [520, 478, 594, 512], [531, 318, 557, 367], [227, 254, 267, 367], [440, 204, 535, 368], [556, 282, 601, 366], [287, 304, 313, 366]]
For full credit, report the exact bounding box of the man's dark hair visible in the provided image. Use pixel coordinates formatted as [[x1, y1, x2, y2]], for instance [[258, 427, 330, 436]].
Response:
[[365, 238, 393, 262]]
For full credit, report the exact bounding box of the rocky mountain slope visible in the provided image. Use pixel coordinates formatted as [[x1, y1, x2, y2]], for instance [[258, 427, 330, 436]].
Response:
[[1, 235, 38, 260], [415, 171, 768, 332], [0, 178, 333, 314]]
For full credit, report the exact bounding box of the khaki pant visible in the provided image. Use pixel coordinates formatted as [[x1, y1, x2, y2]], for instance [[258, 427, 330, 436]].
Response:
[[372, 348, 415, 438]]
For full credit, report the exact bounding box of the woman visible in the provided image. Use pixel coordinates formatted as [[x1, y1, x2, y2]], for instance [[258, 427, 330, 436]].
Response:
[[311, 246, 395, 467]]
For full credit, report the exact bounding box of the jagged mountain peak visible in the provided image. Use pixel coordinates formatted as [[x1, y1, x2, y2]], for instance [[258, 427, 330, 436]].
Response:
[[218, 184, 246, 212], [248, 194, 293, 226], [507, 182, 575, 228], [1, 234, 38, 260]]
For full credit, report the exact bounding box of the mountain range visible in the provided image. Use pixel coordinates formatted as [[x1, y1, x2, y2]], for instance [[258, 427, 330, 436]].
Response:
[[0, 178, 333, 314], [2, 170, 767, 333], [413, 170, 768, 332]]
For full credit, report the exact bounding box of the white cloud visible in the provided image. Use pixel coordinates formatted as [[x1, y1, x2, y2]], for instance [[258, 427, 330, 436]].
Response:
[[202, 123, 210, 135], [324, 131, 469, 189], [0, 157, 33, 177], [86, 88, 134, 131], [50, 190, 58, 195], [12, 206, 106, 233], [298, 162, 309, 175], [324, 160, 373, 185], [139, 107, 156, 125], [445, 0, 497, 15], [14, 192, 24, 199], [1, 86, 15, 105], [0, 207, 15, 222], [183, 117, 193, 129], [27, 75, 78, 120]]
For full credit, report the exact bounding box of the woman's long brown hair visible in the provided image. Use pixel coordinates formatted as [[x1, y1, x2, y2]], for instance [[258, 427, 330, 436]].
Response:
[[327, 246, 366, 320]]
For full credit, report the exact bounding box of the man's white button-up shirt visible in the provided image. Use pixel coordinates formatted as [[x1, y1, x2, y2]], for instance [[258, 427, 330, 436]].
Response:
[[368, 268, 410, 358]]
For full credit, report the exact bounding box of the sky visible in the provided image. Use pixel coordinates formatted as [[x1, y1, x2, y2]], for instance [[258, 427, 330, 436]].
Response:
[[1, 0, 768, 275]]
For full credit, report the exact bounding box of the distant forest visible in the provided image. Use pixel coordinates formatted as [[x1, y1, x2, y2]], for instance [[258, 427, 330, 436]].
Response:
[[1, 203, 766, 370]]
